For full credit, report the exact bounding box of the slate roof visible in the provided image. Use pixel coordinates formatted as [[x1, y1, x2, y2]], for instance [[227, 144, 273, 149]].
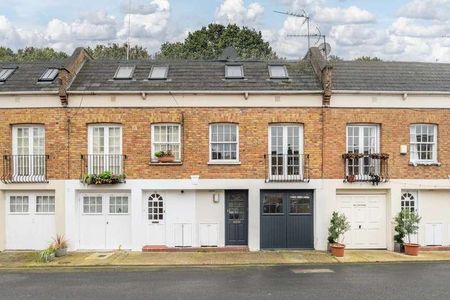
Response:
[[68, 60, 323, 92], [331, 61, 450, 92], [0, 61, 66, 92]]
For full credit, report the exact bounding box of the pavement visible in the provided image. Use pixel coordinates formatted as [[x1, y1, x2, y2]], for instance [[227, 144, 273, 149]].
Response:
[[1, 250, 450, 269], [1, 262, 450, 299]]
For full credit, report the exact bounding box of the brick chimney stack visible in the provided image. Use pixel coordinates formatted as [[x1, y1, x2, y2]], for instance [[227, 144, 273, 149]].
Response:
[[305, 47, 332, 107]]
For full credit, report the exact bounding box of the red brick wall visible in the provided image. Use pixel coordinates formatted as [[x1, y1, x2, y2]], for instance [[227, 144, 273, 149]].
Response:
[[323, 108, 450, 179]]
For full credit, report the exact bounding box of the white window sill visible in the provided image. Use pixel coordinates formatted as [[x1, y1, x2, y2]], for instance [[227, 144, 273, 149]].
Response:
[[409, 161, 441, 166], [208, 161, 241, 165]]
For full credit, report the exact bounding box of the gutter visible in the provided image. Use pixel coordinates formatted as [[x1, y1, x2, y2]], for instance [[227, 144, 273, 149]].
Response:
[[68, 90, 323, 95], [333, 90, 450, 96], [0, 91, 59, 95]]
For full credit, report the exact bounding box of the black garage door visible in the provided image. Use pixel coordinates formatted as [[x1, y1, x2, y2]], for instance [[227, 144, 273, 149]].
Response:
[[260, 190, 314, 249]]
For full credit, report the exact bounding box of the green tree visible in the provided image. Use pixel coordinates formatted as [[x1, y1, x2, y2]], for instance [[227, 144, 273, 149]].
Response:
[[16, 47, 68, 61], [159, 24, 277, 60], [0, 47, 68, 61], [0, 47, 15, 61], [87, 43, 149, 60], [328, 55, 343, 62], [354, 56, 383, 62]]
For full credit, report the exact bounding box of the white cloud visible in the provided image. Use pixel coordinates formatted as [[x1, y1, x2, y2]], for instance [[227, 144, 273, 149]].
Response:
[[0, 16, 24, 48], [391, 17, 448, 38], [399, 0, 450, 21], [118, 0, 170, 38], [315, 6, 376, 24], [215, 0, 264, 26]]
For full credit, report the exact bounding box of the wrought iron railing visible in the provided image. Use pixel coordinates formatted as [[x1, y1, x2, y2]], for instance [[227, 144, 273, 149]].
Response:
[[2, 154, 49, 183], [81, 154, 127, 184], [343, 153, 389, 184], [264, 153, 310, 182]]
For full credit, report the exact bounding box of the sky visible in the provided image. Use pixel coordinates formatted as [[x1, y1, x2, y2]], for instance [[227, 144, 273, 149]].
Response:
[[0, 0, 449, 62]]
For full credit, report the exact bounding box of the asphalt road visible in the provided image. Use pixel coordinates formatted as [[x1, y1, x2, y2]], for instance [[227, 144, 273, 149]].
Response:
[[1, 262, 450, 299]]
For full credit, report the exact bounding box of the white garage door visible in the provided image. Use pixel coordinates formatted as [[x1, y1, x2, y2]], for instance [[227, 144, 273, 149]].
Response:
[[5, 193, 56, 250], [337, 194, 387, 249], [79, 193, 131, 250]]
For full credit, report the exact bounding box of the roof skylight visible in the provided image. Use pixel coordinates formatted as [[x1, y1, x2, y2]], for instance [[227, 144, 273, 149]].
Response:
[[225, 65, 244, 79], [149, 66, 168, 80], [269, 65, 289, 79], [0, 68, 16, 82], [114, 66, 135, 80], [38, 68, 59, 82]]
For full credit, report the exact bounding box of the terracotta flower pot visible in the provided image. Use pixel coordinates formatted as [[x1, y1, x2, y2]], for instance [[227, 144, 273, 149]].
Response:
[[404, 243, 420, 256], [330, 243, 345, 257], [158, 155, 175, 163]]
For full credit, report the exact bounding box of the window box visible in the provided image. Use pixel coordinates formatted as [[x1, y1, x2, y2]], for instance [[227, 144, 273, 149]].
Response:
[[82, 171, 126, 185]]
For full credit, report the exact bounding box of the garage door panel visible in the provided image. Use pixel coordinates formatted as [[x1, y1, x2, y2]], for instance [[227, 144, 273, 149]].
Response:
[[79, 215, 106, 249], [337, 194, 386, 249], [261, 215, 287, 248], [287, 215, 313, 248]]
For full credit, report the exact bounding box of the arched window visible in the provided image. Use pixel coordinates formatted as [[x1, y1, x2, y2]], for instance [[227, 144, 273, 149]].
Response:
[[401, 191, 417, 213], [148, 193, 164, 221]]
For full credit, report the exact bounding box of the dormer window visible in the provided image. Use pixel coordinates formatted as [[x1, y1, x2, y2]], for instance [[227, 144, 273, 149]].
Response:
[[0, 68, 16, 82], [38, 68, 59, 82], [149, 66, 168, 80], [225, 65, 244, 79], [269, 65, 289, 79], [114, 66, 135, 80]]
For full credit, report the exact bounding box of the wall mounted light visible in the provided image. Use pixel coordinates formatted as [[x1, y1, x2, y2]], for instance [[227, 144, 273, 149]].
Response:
[[400, 145, 408, 155]]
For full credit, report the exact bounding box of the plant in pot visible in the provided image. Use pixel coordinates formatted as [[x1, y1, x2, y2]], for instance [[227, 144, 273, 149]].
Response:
[[155, 150, 175, 163], [328, 211, 351, 257], [39, 245, 56, 263], [393, 210, 407, 253], [53, 234, 69, 257], [403, 210, 421, 256]]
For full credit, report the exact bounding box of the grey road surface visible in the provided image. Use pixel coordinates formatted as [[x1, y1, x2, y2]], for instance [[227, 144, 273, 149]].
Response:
[[0, 262, 449, 299]]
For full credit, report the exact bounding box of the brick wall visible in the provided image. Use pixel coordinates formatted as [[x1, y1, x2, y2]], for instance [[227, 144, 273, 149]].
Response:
[[0, 108, 68, 179], [323, 108, 450, 179], [66, 107, 323, 180]]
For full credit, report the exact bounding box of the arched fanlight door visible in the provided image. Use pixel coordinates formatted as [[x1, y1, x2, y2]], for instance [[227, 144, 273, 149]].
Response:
[[148, 193, 164, 222]]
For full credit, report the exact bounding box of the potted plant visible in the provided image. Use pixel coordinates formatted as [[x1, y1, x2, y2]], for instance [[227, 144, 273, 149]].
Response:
[[403, 210, 421, 256], [328, 211, 351, 257], [39, 246, 56, 263], [83, 171, 126, 185], [53, 234, 69, 257], [155, 150, 175, 163], [393, 210, 407, 253]]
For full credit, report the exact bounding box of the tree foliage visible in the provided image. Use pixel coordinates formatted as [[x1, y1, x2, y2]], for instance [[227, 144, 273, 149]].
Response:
[[159, 24, 277, 60], [0, 47, 68, 61], [86, 43, 150, 60], [328, 55, 343, 62], [354, 56, 383, 62]]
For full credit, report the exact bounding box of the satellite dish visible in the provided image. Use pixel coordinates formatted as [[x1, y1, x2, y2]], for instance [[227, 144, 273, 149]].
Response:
[[318, 42, 331, 56]]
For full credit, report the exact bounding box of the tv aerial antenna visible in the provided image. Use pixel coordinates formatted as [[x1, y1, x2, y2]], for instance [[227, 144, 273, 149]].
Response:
[[287, 25, 331, 59], [274, 9, 311, 49], [126, 0, 132, 60]]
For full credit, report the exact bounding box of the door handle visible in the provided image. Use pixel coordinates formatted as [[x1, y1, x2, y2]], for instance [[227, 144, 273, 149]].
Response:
[[359, 225, 362, 229]]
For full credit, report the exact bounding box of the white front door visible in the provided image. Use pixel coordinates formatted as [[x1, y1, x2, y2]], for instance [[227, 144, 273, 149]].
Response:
[[337, 194, 387, 249], [145, 193, 166, 245], [5, 193, 56, 250], [79, 194, 131, 250]]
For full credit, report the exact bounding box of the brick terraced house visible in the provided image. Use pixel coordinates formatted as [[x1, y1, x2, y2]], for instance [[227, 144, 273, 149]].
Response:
[[0, 47, 450, 252]]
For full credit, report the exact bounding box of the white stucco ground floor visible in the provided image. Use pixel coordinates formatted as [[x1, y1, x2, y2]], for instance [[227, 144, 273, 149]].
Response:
[[1, 179, 450, 252]]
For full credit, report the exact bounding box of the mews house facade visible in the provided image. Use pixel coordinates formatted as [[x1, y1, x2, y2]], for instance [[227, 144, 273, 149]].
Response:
[[1, 47, 450, 252]]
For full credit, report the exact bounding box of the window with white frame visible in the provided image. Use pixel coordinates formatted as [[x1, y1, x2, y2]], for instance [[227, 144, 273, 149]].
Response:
[[83, 196, 102, 214], [346, 124, 379, 176], [151, 124, 181, 161], [12, 125, 45, 177], [401, 191, 417, 213], [36, 195, 55, 213], [269, 124, 304, 179], [209, 123, 239, 162], [88, 125, 122, 174], [410, 124, 437, 164], [109, 196, 129, 214], [148, 193, 164, 221], [9, 195, 29, 213]]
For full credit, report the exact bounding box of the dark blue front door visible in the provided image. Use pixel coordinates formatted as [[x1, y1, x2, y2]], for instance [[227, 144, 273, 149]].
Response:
[[260, 190, 314, 249], [225, 190, 248, 245]]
